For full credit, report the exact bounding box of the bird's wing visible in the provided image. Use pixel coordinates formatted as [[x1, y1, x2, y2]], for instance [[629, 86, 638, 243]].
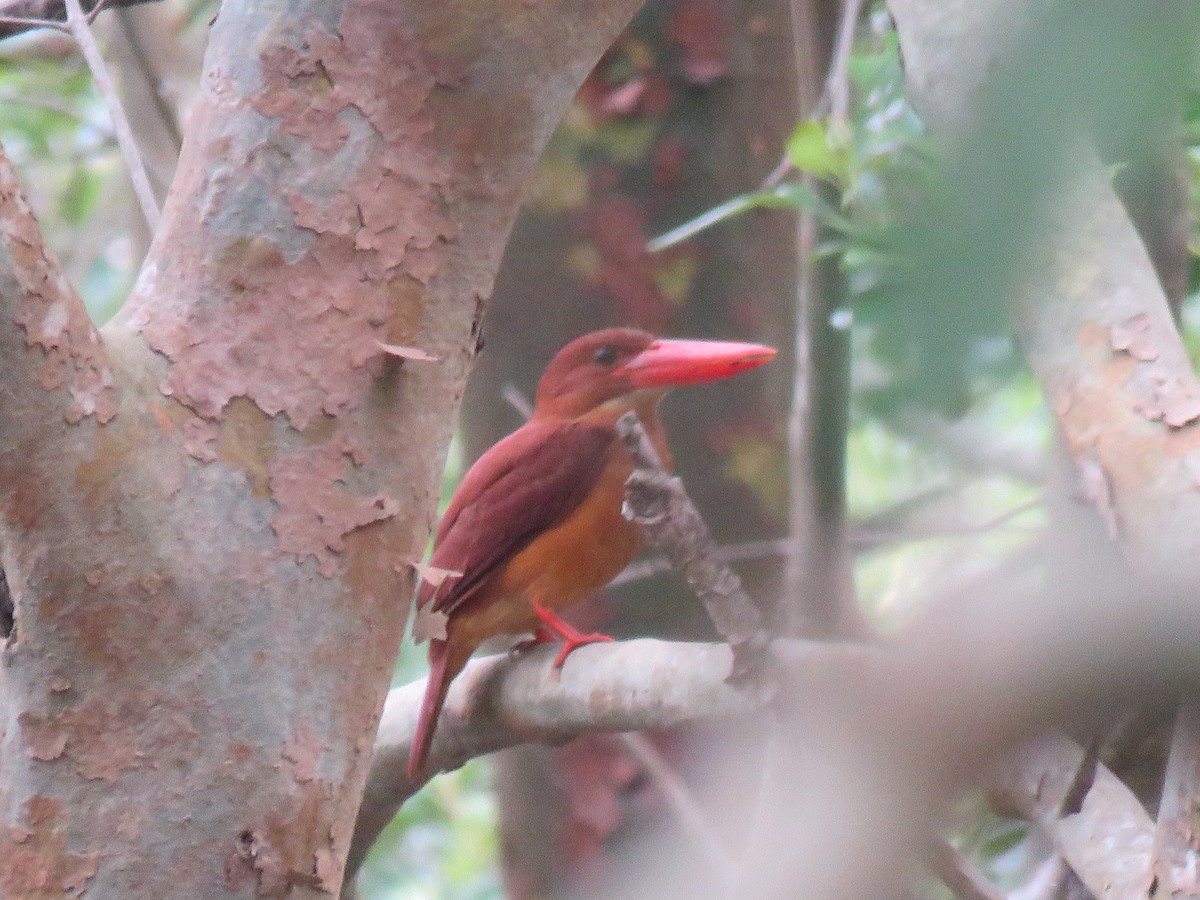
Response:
[[416, 420, 616, 621]]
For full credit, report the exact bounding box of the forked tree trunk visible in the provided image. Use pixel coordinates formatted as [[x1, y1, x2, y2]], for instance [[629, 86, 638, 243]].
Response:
[[0, 1, 642, 895]]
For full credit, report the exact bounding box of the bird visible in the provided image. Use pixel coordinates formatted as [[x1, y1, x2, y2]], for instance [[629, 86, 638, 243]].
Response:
[[407, 327, 776, 777]]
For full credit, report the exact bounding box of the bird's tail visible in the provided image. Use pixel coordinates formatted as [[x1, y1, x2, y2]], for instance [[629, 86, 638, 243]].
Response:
[[407, 637, 468, 779]]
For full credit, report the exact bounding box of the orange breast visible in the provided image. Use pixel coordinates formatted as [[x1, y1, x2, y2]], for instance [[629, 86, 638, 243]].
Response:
[[450, 445, 638, 643], [452, 401, 670, 646]]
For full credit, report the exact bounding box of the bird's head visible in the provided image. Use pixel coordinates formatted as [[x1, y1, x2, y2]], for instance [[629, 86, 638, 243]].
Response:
[[534, 328, 777, 419]]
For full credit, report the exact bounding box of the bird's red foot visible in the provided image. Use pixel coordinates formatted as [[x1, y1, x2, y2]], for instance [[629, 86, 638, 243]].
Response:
[[532, 602, 614, 670]]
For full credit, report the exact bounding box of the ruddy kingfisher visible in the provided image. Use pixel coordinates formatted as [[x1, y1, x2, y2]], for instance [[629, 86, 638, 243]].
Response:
[[408, 328, 776, 777]]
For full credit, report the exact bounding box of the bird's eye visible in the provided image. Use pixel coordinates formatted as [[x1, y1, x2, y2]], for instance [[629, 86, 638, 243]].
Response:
[[593, 346, 618, 366]]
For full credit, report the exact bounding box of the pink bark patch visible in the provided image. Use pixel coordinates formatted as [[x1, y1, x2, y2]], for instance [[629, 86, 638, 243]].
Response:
[[182, 418, 220, 463], [1136, 374, 1200, 429], [282, 724, 322, 783], [268, 436, 398, 576], [17, 711, 67, 761], [0, 160, 118, 424], [1, 796, 99, 897], [1110, 313, 1158, 362], [18, 694, 196, 782], [314, 846, 339, 892], [144, 2, 456, 430]]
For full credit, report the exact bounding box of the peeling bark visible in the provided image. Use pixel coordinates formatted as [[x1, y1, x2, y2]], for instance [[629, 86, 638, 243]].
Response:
[[0, 0, 644, 895]]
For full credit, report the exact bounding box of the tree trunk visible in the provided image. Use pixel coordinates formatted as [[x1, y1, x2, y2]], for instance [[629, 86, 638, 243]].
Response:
[[0, 1, 642, 895], [466, 0, 799, 893]]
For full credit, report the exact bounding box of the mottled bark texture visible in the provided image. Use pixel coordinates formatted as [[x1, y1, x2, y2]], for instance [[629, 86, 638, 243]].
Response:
[[0, 1, 642, 896]]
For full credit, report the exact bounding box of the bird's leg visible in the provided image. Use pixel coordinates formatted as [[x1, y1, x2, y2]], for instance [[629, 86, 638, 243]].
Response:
[[532, 601, 614, 670]]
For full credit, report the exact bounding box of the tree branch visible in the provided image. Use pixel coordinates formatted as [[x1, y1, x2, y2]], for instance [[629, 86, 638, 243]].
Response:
[[784, 0, 860, 639], [1150, 702, 1200, 894], [987, 732, 1154, 897], [581, 572, 1200, 899], [0, 142, 116, 436], [63, 0, 159, 230], [0, 2, 651, 896], [0, 0, 151, 38], [344, 636, 878, 888], [885, 2, 1197, 897]]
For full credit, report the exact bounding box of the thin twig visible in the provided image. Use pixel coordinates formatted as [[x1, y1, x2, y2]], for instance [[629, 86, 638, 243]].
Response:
[[1057, 733, 1100, 817], [617, 732, 738, 883], [783, 182, 822, 622], [1, 565, 13, 642], [63, 0, 159, 231], [613, 539, 797, 587], [612, 498, 1041, 588], [0, 0, 154, 39], [113, 6, 181, 151], [764, 0, 863, 189], [501, 383, 535, 420], [824, 0, 863, 128], [83, 0, 109, 23], [0, 14, 64, 29], [986, 731, 1154, 897]]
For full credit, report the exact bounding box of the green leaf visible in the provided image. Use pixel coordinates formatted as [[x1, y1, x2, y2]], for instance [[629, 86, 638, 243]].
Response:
[[785, 119, 849, 183], [646, 181, 850, 252]]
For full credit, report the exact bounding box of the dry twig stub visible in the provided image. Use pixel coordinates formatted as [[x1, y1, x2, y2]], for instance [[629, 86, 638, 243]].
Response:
[[616, 411, 773, 684]]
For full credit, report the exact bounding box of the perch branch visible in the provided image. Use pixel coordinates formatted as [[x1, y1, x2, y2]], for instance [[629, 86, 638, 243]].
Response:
[[344, 637, 876, 888]]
